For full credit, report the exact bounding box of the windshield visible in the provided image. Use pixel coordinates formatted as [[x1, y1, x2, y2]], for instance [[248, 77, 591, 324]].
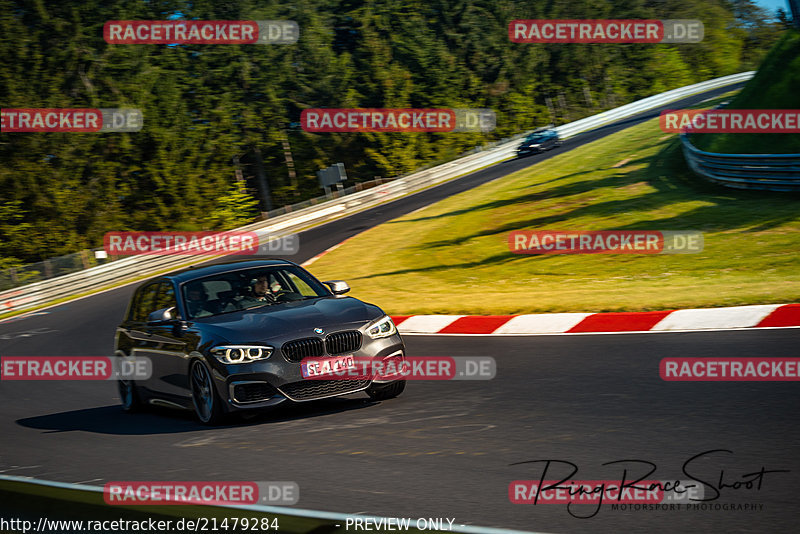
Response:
[[181, 265, 330, 319]]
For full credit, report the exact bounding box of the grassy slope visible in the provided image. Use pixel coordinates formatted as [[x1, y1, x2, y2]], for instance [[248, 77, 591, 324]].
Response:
[[692, 29, 800, 154], [305, 103, 800, 315]]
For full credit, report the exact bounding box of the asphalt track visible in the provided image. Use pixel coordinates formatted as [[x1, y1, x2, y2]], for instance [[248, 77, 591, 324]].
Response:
[[3, 81, 799, 533]]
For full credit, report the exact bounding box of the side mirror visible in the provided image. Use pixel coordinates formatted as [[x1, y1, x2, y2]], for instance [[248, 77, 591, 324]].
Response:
[[323, 280, 350, 295], [147, 307, 177, 325]]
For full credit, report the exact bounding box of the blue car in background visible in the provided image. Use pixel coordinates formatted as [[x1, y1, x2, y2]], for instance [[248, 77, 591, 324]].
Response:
[[516, 129, 561, 157]]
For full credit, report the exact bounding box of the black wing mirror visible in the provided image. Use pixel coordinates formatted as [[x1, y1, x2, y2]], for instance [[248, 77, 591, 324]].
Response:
[[147, 307, 177, 325]]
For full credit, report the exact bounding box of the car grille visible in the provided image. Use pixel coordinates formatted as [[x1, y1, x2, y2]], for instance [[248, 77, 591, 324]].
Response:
[[232, 382, 279, 404], [278, 379, 371, 401], [282, 337, 324, 362], [325, 330, 362, 355]]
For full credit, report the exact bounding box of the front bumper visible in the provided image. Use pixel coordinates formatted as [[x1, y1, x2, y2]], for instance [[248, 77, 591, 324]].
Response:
[[208, 334, 406, 411]]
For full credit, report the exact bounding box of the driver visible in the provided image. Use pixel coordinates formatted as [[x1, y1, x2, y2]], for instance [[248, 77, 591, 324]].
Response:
[[228, 274, 277, 310], [251, 274, 273, 302]]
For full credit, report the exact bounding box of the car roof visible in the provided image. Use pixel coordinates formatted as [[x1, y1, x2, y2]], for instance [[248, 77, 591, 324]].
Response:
[[156, 259, 296, 285]]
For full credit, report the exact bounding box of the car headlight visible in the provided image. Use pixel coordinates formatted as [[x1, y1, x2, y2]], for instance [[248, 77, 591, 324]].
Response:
[[210, 345, 273, 364], [367, 316, 397, 339]]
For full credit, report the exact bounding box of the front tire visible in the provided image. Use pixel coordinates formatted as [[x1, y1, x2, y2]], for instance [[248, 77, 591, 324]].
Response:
[[366, 380, 406, 401], [189, 360, 226, 425]]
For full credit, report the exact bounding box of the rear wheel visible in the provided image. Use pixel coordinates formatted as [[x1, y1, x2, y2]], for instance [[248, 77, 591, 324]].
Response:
[[118, 379, 143, 412], [190, 360, 226, 425], [366, 380, 406, 401]]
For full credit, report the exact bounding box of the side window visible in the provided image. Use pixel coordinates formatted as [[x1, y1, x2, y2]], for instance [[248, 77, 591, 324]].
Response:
[[153, 281, 177, 312], [130, 283, 160, 322], [126, 290, 140, 321]]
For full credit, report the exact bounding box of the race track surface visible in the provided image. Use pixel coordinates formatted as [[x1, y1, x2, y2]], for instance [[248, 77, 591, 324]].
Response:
[[5, 82, 798, 533]]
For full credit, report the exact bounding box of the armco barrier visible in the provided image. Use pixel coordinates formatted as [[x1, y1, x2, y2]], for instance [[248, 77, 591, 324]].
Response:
[[0, 72, 754, 318], [553, 71, 754, 140], [0, 476, 542, 534], [681, 134, 800, 191]]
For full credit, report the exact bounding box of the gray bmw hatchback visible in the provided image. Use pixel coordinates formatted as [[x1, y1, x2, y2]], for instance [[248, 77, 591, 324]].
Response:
[[114, 260, 406, 424]]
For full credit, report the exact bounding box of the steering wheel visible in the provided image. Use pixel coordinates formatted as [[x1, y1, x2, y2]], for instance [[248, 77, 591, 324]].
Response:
[[274, 291, 302, 302]]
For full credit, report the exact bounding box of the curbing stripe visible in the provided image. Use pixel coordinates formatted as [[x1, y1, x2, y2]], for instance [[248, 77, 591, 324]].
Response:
[[493, 313, 591, 334], [569, 310, 673, 333], [397, 315, 465, 333], [650, 304, 780, 331], [757, 303, 800, 328], [392, 303, 799, 335], [440, 316, 516, 334]]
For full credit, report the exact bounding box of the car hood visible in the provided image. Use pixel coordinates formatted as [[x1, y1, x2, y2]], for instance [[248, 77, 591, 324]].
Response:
[[194, 296, 383, 343]]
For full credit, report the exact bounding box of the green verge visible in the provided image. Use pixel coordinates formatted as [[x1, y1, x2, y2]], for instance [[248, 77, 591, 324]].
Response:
[[305, 98, 800, 315], [691, 29, 800, 154]]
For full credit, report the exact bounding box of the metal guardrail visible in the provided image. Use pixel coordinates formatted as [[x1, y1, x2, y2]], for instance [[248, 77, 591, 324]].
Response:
[[0, 72, 755, 318], [553, 71, 754, 140], [0, 475, 544, 534], [681, 135, 800, 191]]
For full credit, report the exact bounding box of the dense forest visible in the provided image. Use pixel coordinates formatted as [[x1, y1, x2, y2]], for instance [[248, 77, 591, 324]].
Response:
[[0, 0, 791, 267]]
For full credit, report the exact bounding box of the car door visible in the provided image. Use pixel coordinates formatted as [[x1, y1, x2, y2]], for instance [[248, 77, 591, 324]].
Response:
[[140, 280, 191, 399], [543, 132, 556, 150], [118, 281, 161, 395]]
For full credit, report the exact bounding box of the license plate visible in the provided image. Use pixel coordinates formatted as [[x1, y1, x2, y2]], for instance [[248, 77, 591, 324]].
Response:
[[301, 355, 356, 378]]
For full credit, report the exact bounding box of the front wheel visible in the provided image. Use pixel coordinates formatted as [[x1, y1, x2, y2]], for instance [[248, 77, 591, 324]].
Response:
[[366, 380, 406, 401], [189, 360, 226, 425]]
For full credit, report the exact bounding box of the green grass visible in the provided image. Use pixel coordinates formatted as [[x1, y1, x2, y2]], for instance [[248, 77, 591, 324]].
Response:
[[692, 29, 800, 154], [306, 110, 800, 315]]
